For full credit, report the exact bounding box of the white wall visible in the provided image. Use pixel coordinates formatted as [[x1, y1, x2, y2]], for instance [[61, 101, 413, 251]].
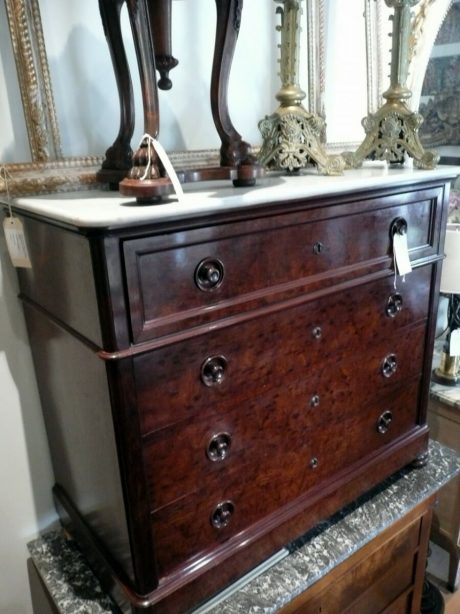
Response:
[[0, 242, 56, 614], [0, 2, 56, 613]]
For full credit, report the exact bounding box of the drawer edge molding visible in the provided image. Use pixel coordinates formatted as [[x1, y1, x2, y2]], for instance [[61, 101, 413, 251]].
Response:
[[156, 429, 429, 605], [104, 263, 440, 360], [20, 264, 441, 363], [132, 252, 443, 345], [148, 426, 429, 578], [53, 426, 428, 610]]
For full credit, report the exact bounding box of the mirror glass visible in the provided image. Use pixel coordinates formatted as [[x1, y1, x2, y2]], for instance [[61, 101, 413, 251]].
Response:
[[38, 0, 279, 158], [419, 0, 460, 163], [0, 1, 31, 163], [324, 0, 375, 146], [1, 0, 416, 195]]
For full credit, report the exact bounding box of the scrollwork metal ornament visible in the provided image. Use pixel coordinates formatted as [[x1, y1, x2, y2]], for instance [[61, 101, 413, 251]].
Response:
[[258, 0, 345, 175], [343, 0, 439, 170]]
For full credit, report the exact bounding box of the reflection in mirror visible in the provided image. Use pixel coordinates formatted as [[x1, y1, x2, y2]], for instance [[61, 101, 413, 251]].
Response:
[[1, 0, 434, 196], [38, 0, 278, 158], [0, 0, 316, 194], [323, 0, 394, 151], [419, 0, 460, 164], [0, 0, 33, 163]]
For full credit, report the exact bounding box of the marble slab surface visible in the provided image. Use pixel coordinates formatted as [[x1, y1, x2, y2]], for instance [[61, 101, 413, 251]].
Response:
[[8, 166, 460, 229], [27, 532, 118, 613], [28, 440, 460, 614]]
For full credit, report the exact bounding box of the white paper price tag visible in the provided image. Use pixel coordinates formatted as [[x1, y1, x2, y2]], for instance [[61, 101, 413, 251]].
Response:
[[138, 133, 184, 203], [393, 232, 412, 276], [3, 217, 32, 268], [450, 329, 460, 357]]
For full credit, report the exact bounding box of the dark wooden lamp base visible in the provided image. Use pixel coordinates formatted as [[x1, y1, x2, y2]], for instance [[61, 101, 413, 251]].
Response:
[[118, 164, 264, 203]]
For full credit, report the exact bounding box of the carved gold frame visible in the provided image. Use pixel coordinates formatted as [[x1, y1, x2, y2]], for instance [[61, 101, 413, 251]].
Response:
[[5, 0, 61, 162], [0, 0, 445, 197]]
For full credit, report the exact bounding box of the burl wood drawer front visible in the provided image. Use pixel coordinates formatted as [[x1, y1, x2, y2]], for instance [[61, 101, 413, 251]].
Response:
[[123, 193, 439, 343], [148, 380, 421, 576], [135, 269, 431, 435], [143, 377, 421, 513]]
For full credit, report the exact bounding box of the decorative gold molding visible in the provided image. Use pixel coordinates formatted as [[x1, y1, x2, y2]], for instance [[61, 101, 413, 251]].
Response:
[[0, 150, 223, 197], [5, 0, 62, 162], [365, 0, 386, 114], [306, 0, 325, 117]]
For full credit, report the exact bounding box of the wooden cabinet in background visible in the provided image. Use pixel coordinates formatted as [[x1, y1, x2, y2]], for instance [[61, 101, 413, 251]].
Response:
[[428, 394, 460, 591], [281, 495, 435, 614]]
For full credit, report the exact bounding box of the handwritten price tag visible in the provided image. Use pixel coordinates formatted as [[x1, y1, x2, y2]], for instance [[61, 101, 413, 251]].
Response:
[[3, 217, 32, 268], [393, 232, 412, 276]]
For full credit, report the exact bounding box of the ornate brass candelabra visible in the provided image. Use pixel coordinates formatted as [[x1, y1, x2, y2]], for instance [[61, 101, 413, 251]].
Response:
[[344, 0, 439, 169], [258, 0, 344, 175]]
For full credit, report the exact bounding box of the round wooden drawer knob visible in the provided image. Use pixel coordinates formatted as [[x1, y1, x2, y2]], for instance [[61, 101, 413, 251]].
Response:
[[386, 293, 403, 318], [312, 326, 323, 340], [310, 394, 320, 408], [207, 433, 232, 462], [201, 355, 228, 387], [381, 353, 398, 378], [195, 258, 224, 291], [210, 501, 234, 529], [377, 410, 393, 434]]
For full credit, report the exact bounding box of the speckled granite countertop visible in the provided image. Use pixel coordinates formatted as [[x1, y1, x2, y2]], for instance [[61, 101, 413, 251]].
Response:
[[28, 440, 460, 614]]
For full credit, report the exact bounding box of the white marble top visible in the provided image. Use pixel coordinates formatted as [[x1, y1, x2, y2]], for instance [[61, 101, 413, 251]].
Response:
[[8, 165, 460, 229]]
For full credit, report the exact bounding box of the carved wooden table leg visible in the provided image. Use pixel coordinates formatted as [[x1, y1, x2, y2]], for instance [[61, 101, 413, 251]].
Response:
[[119, 0, 174, 201], [100, 0, 263, 201], [96, 0, 135, 187], [212, 0, 262, 186], [148, 0, 178, 91]]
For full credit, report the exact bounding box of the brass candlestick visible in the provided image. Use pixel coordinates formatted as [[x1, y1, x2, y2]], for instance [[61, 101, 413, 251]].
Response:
[[344, 0, 439, 169], [258, 0, 344, 175]]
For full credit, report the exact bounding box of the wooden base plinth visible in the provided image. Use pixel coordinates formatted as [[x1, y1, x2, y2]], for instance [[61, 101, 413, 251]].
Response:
[[118, 164, 265, 204]]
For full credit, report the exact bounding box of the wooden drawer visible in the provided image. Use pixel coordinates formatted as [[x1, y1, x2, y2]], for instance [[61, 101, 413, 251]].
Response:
[[134, 270, 431, 435], [285, 516, 422, 614], [124, 193, 439, 343], [148, 380, 421, 575], [143, 376, 421, 513]]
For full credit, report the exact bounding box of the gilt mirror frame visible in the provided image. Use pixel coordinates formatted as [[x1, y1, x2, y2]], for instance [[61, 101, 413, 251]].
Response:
[[0, 0, 451, 197]]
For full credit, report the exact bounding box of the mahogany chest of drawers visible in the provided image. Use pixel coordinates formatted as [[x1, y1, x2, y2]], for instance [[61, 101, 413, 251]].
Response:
[[12, 172, 453, 612]]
